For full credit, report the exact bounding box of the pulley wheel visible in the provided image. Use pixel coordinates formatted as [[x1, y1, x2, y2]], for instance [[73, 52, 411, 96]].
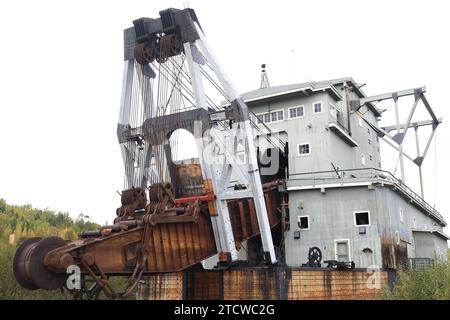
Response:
[[13, 237, 42, 290], [29, 236, 68, 290], [308, 246, 322, 263], [121, 189, 135, 206], [169, 34, 182, 56], [134, 42, 154, 65]]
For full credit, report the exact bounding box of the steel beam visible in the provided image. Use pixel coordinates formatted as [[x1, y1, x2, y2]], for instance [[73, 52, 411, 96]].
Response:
[[420, 94, 439, 124], [421, 124, 437, 160], [355, 111, 415, 163], [195, 22, 277, 264], [359, 87, 426, 105], [185, 45, 238, 261], [118, 60, 136, 189], [184, 43, 208, 111], [118, 60, 134, 124], [414, 126, 424, 198], [394, 95, 405, 182], [382, 118, 442, 132]]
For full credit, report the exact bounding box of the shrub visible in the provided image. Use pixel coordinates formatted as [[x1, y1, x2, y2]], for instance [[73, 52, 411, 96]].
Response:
[[384, 260, 450, 300]]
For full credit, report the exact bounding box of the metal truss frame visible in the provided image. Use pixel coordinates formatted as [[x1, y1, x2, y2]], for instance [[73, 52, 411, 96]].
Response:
[[116, 11, 277, 264], [351, 87, 441, 197]]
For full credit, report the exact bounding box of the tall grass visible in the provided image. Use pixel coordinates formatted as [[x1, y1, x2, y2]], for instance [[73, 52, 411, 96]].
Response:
[[384, 259, 450, 300]]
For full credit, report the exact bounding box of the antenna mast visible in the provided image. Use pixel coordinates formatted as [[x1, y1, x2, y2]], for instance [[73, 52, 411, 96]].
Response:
[[260, 64, 270, 89]]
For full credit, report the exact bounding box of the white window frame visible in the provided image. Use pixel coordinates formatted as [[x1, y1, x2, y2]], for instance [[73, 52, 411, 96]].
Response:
[[256, 109, 285, 125], [271, 109, 284, 123], [334, 239, 352, 261], [399, 208, 404, 223], [255, 113, 265, 124], [298, 215, 310, 230], [354, 210, 371, 227], [312, 101, 323, 114], [297, 142, 311, 156], [288, 105, 305, 119]]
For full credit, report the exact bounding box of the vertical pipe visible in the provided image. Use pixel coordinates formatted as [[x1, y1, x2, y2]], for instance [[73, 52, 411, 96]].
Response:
[[414, 125, 424, 198], [344, 82, 352, 135], [393, 95, 405, 182]]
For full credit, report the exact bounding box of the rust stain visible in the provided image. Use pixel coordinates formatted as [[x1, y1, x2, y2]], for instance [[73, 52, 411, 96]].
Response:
[[139, 268, 387, 300]]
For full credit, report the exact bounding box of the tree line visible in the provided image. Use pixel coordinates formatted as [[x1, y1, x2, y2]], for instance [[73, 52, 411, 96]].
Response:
[[0, 198, 99, 299]]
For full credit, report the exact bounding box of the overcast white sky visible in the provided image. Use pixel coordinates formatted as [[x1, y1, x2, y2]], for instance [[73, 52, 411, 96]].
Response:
[[0, 0, 449, 233]]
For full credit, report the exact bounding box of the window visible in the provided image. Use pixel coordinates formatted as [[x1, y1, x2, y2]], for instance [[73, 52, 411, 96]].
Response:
[[335, 239, 351, 261], [399, 208, 404, 223], [367, 128, 370, 134], [298, 215, 310, 230], [298, 143, 311, 156], [257, 110, 284, 124], [329, 103, 336, 117], [313, 101, 323, 114], [288, 106, 304, 119], [413, 217, 417, 229], [354, 211, 370, 227], [272, 110, 283, 122], [378, 162, 381, 168], [358, 117, 364, 127], [361, 154, 366, 166], [368, 139, 371, 145], [369, 155, 373, 161]]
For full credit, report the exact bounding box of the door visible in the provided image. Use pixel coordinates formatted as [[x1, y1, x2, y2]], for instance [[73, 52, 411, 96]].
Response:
[[361, 248, 374, 267], [335, 240, 350, 262]]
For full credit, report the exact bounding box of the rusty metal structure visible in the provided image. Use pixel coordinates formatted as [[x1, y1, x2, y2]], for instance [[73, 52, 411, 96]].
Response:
[[13, 8, 288, 299]]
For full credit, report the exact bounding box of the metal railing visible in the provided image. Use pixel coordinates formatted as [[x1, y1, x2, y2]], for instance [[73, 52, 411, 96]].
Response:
[[409, 258, 434, 271], [288, 167, 445, 223]]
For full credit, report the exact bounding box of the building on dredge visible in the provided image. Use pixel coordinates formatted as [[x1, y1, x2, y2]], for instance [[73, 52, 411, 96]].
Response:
[[204, 75, 448, 270]]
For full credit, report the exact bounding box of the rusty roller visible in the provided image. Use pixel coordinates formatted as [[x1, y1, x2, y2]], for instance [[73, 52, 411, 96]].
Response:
[[157, 34, 182, 63], [149, 182, 174, 202], [13, 236, 69, 290], [134, 42, 154, 65]]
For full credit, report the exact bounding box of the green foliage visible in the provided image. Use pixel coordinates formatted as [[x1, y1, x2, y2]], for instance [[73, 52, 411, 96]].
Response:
[[0, 198, 100, 300], [384, 261, 450, 300]]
